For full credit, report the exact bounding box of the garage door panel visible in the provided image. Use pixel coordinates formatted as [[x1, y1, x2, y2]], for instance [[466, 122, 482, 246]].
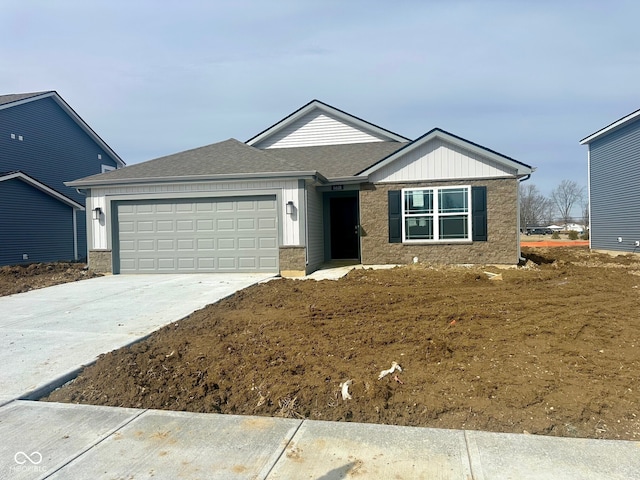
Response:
[[136, 204, 154, 214], [119, 221, 135, 233], [216, 201, 234, 212], [217, 238, 235, 250], [116, 196, 278, 273], [197, 239, 215, 250], [259, 237, 277, 249], [237, 218, 255, 230], [216, 219, 234, 230], [158, 258, 175, 269], [217, 257, 236, 269], [137, 221, 154, 232], [258, 218, 276, 230], [196, 219, 214, 231], [177, 239, 195, 250], [198, 258, 215, 268], [176, 203, 195, 213], [137, 239, 155, 251], [157, 220, 174, 232], [258, 199, 276, 210], [138, 258, 156, 270], [176, 220, 194, 231], [238, 238, 256, 249]]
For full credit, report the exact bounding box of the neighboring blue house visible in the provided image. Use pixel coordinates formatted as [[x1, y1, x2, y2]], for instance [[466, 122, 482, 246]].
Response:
[[0, 91, 125, 266], [580, 109, 640, 254]]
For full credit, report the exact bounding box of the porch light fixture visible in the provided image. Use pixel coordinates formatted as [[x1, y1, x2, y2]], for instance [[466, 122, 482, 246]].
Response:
[[286, 201, 294, 215], [93, 207, 103, 220]]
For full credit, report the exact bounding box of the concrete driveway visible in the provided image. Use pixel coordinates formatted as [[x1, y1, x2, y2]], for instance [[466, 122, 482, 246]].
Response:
[[0, 273, 273, 406]]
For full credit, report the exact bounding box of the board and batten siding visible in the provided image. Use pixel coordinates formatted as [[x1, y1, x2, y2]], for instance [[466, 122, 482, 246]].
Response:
[[589, 120, 640, 252], [254, 111, 388, 149], [89, 179, 301, 250], [0, 178, 75, 265], [369, 138, 516, 183], [305, 184, 325, 271]]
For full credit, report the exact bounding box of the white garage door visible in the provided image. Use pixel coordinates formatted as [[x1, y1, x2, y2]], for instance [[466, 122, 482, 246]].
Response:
[[115, 196, 278, 273]]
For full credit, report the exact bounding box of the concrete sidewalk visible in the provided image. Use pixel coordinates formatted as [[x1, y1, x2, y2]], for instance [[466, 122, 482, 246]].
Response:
[[1, 400, 639, 479], [0, 273, 273, 405]]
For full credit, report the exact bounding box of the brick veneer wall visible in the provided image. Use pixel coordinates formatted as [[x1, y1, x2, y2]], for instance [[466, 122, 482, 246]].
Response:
[[279, 246, 307, 276], [359, 178, 520, 265], [88, 250, 113, 273]]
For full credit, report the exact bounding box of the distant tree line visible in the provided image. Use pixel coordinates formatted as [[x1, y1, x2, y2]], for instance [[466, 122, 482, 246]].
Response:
[[519, 180, 588, 228]]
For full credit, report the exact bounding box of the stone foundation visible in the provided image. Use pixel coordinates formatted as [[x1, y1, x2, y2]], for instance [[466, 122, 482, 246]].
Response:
[[359, 179, 520, 265], [279, 246, 307, 277], [88, 250, 113, 274]]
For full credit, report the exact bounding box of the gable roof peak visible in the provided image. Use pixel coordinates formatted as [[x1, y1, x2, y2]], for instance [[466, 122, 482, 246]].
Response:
[[358, 127, 533, 177], [246, 99, 410, 147], [0, 90, 125, 167]]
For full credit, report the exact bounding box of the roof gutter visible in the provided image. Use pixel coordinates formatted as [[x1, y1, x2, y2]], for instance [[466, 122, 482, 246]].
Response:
[[65, 170, 328, 188]]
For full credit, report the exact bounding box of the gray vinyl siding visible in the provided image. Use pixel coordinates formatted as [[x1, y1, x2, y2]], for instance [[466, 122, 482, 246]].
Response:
[[0, 96, 118, 261], [589, 120, 640, 252], [0, 178, 75, 265], [305, 184, 325, 270]]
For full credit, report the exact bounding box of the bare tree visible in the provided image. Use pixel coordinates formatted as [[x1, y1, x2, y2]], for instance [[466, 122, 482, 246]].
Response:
[[551, 180, 585, 227], [519, 183, 554, 228]]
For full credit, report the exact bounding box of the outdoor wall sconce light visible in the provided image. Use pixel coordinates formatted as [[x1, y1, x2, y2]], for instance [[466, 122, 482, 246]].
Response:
[[286, 201, 295, 215], [93, 207, 103, 220]]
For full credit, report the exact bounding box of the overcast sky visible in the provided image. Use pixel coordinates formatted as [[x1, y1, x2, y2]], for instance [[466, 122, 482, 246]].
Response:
[[3, 1, 639, 196]]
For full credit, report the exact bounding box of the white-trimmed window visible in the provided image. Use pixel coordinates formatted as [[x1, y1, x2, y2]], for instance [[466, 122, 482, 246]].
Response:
[[101, 164, 116, 173], [401, 186, 472, 242]]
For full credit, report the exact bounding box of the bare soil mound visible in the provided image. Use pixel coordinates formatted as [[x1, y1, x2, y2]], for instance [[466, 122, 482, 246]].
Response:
[[0, 262, 101, 297], [44, 248, 640, 440]]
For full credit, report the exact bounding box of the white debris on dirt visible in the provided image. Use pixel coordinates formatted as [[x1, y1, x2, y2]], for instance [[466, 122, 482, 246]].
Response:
[[378, 361, 402, 380], [340, 379, 353, 400]]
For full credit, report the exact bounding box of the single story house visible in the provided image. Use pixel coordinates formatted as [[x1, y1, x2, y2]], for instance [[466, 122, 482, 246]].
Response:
[[580, 109, 640, 254], [0, 91, 124, 266], [67, 100, 533, 276]]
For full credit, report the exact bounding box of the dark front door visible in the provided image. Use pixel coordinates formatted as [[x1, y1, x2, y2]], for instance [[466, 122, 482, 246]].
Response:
[[329, 196, 359, 259]]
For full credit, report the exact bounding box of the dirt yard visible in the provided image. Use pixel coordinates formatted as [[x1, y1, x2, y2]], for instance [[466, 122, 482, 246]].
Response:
[[43, 248, 640, 440], [0, 262, 101, 297]]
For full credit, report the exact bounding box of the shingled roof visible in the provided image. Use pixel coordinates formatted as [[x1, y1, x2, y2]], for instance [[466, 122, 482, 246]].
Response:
[[267, 141, 407, 179], [67, 138, 312, 186], [68, 137, 409, 187]]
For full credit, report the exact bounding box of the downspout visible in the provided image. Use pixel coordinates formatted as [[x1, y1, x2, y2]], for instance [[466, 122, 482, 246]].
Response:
[[517, 174, 532, 263]]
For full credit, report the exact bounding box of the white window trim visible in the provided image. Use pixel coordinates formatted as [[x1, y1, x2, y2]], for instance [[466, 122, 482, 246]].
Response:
[[401, 185, 472, 243], [101, 164, 116, 173]]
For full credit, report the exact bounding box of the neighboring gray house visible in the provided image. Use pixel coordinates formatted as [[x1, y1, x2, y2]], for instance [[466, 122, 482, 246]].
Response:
[[68, 100, 533, 276], [580, 109, 640, 254], [0, 91, 125, 266]]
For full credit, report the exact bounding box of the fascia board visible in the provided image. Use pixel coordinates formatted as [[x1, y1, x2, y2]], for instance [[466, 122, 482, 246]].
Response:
[[1, 172, 85, 209], [579, 108, 640, 145], [65, 171, 327, 188], [324, 175, 370, 184]]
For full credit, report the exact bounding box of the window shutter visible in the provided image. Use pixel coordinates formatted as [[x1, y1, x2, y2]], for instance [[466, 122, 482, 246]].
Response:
[[388, 190, 402, 243], [471, 186, 487, 241]]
